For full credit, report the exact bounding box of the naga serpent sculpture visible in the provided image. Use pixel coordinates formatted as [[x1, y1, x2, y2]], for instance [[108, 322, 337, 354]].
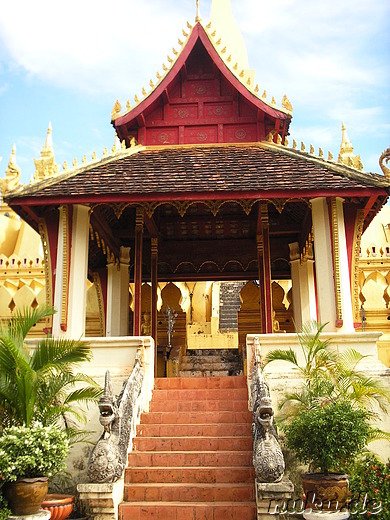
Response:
[[87, 349, 144, 483], [251, 344, 285, 483]]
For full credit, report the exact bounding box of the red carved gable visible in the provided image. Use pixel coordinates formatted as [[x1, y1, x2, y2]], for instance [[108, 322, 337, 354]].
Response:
[[114, 24, 291, 147]]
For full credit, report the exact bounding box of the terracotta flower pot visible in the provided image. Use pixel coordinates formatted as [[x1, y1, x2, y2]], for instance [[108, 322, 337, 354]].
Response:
[[3, 476, 49, 515], [301, 473, 349, 511], [41, 493, 75, 520]]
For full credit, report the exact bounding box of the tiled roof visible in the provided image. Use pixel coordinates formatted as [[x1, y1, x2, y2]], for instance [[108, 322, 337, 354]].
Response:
[[6, 143, 390, 203]]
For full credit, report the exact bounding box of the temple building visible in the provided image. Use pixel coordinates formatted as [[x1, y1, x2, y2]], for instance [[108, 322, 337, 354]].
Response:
[[1, 2, 390, 516]]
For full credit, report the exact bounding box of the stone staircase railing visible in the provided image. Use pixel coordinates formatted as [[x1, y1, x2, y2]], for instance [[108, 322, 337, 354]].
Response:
[[77, 337, 155, 520]]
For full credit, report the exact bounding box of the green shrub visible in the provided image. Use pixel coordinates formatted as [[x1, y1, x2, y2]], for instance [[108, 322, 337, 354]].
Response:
[[349, 454, 390, 519], [0, 424, 69, 482], [284, 400, 371, 474], [0, 492, 11, 520]]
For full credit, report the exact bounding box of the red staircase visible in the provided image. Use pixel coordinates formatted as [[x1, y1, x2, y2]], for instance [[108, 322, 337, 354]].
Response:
[[120, 375, 256, 520]]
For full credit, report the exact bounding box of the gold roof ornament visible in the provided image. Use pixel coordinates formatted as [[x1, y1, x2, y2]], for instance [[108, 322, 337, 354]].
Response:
[[33, 123, 59, 182], [292, 139, 297, 150], [126, 100, 131, 110], [196, 0, 201, 23], [379, 148, 390, 179], [301, 142, 306, 152], [338, 122, 364, 170], [281, 94, 293, 112], [328, 151, 334, 161], [111, 100, 121, 120], [0, 145, 21, 197]]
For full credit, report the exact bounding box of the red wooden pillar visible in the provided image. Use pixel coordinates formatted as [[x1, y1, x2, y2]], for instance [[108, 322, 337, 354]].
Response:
[[133, 207, 144, 336], [257, 203, 273, 333], [151, 237, 158, 373]]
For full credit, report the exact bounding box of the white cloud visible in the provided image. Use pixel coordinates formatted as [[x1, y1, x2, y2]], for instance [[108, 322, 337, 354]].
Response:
[[0, 0, 388, 176]]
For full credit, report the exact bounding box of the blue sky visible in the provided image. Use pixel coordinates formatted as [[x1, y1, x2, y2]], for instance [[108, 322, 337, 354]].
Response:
[[0, 0, 389, 185]]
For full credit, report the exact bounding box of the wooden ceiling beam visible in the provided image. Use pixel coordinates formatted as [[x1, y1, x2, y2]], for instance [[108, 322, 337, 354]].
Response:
[[90, 207, 121, 258], [144, 212, 159, 238]]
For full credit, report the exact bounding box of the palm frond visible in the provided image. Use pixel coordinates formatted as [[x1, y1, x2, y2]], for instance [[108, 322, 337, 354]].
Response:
[[7, 305, 55, 341], [63, 387, 102, 405], [31, 337, 92, 372], [264, 348, 299, 368]]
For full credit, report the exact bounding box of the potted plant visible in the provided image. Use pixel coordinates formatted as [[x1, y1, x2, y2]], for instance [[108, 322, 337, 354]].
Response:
[[284, 400, 372, 509], [0, 423, 69, 515], [0, 305, 102, 515], [264, 320, 390, 510]]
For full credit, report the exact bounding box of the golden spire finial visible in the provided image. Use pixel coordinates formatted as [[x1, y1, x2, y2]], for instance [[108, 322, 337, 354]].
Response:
[[196, 0, 201, 22], [1, 144, 21, 195], [33, 123, 59, 181]]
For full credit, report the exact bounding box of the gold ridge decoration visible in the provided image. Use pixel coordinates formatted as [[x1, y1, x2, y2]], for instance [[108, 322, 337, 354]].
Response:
[[328, 151, 334, 161], [262, 90, 267, 99], [301, 142, 306, 152], [126, 100, 131, 110], [292, 140, 297, 150], [38, 218, 53, 329], [331, 198, 343, 324], [351, 209, 365, 324], [63, 161, 68, 171], [379, 147, 390, 179], [134, 94, 140, 103]]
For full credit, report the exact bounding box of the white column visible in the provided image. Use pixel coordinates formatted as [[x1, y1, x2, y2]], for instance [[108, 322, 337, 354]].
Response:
[[119, 247, 130, 335], [333, 197, 354, 333], [106, 262, 121, 337], [66, 204, 90, 338], [52, 206, 66, 337], [300, 256, 317, 324], [289, 242, 303, 330], [106, 247, 130, 337], [311, 197, 337, 331]]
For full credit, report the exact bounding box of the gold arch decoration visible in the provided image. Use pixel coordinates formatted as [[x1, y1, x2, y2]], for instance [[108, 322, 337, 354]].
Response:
[[38, 218, 53, 330], [351, 209, 364, 324]]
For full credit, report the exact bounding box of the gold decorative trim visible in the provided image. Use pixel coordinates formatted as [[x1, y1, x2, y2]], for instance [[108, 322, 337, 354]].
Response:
[[38, 218, 53, 330], [351, 209, 364, 323], [331, 198, 342, 323], [92, 272, 106, 337], [60, 205, 70, 329]]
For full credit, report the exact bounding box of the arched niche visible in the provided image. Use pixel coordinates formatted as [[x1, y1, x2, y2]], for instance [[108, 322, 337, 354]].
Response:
[[238, 281, 260, 352], [158, 282, 186, 350]]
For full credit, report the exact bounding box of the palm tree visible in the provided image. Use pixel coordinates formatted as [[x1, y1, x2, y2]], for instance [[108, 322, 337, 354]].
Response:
[[264, 320, 390, 421], [0, 305, 101, 441]]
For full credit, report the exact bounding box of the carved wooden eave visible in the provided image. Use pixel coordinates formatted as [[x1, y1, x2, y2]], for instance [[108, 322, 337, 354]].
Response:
[[112, 23, 292, 146]]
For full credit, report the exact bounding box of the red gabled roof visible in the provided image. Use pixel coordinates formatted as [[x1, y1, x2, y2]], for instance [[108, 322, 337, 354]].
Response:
[[112, 23, 291, 146]]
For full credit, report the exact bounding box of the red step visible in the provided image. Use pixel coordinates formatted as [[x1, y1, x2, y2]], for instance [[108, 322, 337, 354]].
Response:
[[120, 376, 256, 520]]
